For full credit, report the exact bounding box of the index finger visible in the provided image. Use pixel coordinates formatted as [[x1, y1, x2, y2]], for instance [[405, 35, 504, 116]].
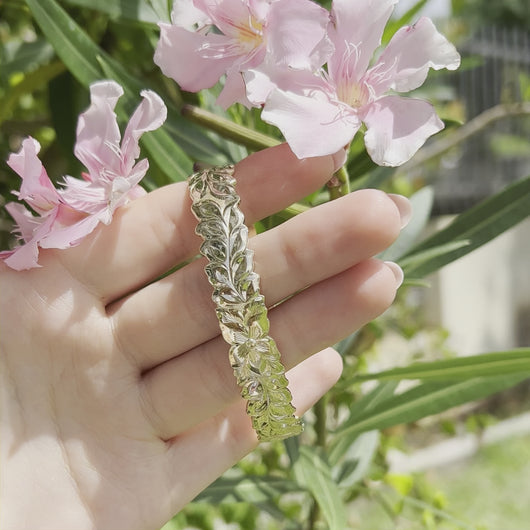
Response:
[[56, 144, 338, 303]]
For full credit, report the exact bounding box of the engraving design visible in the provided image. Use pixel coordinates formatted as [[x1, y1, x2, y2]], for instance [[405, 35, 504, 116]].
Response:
[[189, 166, 304, 441]]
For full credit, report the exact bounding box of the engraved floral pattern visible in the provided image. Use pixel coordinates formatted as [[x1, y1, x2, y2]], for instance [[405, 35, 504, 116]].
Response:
[[189, 166, 303, 441]]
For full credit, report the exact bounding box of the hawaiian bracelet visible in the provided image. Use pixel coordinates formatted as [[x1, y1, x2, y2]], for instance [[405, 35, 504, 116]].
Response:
[[188, 165, 304, 442]]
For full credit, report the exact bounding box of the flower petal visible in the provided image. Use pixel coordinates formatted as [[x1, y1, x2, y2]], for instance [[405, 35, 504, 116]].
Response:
[[0, 237, 41, 270], [194, 0, 263, 38], [362, 95, 444, 166], [155, 23, 233, 92], [217, 68, 251, 108], [7, 137, 59, 213], [328, 0, 397, 82], [171, 0, 210, 29], [267, 0, 332, 70], [369, 17, 461, 94], [59, 176, 107, 214], [246, 63, 331, 106], [121, 90, 167, 173], [4, 202, 38, 243], [262, 87, 361, 159], [74, 81, 123, 181], [244, 67, 276, 106], [1, 210, 58, 270], [39, 213, 100, 249]]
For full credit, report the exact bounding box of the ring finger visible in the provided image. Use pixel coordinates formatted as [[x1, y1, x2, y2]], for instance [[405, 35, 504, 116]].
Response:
[[139, 258, 402, 440]]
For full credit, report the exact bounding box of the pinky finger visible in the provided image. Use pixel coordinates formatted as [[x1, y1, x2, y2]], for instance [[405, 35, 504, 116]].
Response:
[[165, 347, 343, 512]]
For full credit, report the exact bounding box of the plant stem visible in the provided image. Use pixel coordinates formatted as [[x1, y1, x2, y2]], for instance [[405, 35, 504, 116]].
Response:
[[307, 394, 329, 529], [314, 395, 328, 448], [327, 165, 351, 200], [181, 104, 280, 151]]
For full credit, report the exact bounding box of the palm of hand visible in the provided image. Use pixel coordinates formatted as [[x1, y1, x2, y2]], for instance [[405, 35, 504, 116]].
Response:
[[0, 146, 403, 530]]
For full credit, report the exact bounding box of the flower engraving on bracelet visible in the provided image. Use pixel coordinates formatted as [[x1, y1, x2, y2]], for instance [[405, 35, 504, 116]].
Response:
[[189, 165, 303, 442]]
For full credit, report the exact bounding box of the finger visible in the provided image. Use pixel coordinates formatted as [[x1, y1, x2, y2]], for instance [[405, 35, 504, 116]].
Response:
[[57, 144, 338, 302], [140, 259, 401, 440], [110, 189, 404, 369], [164, 348, 343, 514]]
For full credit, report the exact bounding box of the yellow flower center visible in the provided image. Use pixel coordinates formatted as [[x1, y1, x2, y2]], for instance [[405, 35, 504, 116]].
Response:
[[338, 80, 370, 109], [237, 15, 264, 50]]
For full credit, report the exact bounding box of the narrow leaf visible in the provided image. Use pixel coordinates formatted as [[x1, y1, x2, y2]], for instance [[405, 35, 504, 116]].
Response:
[[379, 186, 434, 261], [26, 0, 104, 85], [331, 374, 527, 458], [61, 0, 170, 23], [334, 430, 380, 488], [351, 348, 530, 383], [329, 382, 398, 465], [194, 474, 301, 504], [293, 446, 347, 530], [383, 0, 429, 44], [401, 175, 530, 278], [398, 240, 470, 271], [2, 38, 54, 79]]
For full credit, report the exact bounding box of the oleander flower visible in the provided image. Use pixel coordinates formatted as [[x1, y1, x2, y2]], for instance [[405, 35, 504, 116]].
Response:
[[0, 81, 167, 271], [0, 138, 69, 270], [259, 0, 461, 166], [154, 0, 332, 108], [59, 80, 167, 227]]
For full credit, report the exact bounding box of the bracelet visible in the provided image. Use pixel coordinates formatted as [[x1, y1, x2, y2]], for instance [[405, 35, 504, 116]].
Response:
[[188, 165, 304, 442]]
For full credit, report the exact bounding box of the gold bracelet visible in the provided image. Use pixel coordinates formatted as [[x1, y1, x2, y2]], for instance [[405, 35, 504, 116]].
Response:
[[188, 165, 303, 442]]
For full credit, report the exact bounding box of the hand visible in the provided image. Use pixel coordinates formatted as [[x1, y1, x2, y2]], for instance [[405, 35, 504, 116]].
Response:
[[0, 144, 407, 530]]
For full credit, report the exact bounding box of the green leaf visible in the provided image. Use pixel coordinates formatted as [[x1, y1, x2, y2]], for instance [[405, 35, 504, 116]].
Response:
[[347, 148, 378, 182], [329, 382, 398, 465], [383, 0, 429, 43], [334, 430, 380, 488], [61, 0, 170, 23], [283, 435, 300, 466], [398, 239, 471, 271], [0, 60, 66, 125], [400, 175, 530, 278], [379, 186, 434, 262], [350, 165, 394, 192], [351, 348, 530, 383], [194, 474, 301, 504], [49, 71, 84, 148], [2, 37, 54, 79], [331, 374, 527, 458], [293, 446, 348, 530], [26, 0, 104, 86]]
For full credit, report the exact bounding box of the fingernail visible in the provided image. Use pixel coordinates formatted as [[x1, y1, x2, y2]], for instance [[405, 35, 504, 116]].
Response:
[[384, 261, 404, 288], [388, 194, 412, 229]]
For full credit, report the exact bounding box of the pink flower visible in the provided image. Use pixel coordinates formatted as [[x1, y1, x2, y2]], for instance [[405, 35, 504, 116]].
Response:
[[1, 81, 167, 271], [0, 138, 69, 270], [260, 0, 461, 166], [154, 0, 332, 108], [60, 81, 167, 226]]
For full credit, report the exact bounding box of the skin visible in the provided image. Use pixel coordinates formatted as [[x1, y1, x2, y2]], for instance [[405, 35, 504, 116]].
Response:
[[0, 144, 407, 530]]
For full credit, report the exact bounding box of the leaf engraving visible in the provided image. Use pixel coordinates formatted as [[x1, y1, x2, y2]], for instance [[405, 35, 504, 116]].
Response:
[[189, 166, 303, 441]]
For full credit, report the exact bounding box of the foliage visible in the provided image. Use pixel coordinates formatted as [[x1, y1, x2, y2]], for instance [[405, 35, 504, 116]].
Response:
[[1, 0, 529, 529], [452, 0, 530, 30]]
